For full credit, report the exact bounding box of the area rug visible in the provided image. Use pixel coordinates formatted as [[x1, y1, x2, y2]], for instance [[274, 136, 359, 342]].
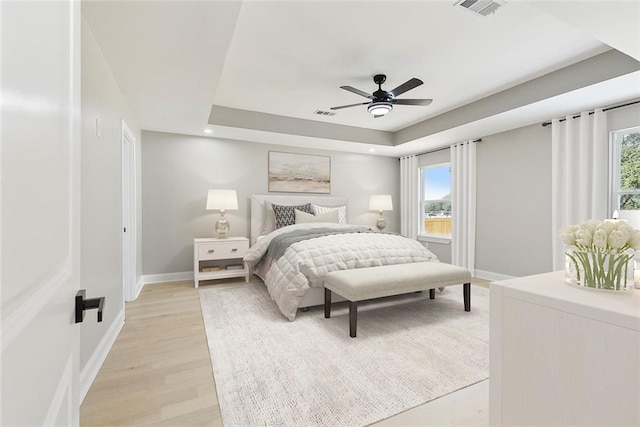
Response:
[[199, 283, 489, 426]]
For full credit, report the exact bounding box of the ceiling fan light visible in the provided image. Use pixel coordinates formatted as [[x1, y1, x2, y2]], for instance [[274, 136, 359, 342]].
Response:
[[367, 102, 393, 117]]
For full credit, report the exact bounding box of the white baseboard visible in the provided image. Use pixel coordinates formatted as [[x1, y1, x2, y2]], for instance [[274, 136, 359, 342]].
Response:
[[125, 276, 145, 302], [143, 271, 193, 285], [80, 309, 124, 403], [474, 269, 516, 282], [133, 276, 144, 300]]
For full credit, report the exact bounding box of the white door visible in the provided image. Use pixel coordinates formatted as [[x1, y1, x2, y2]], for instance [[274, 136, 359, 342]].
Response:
[[1, 1, 81, 425], [122, 121, 137, 301]]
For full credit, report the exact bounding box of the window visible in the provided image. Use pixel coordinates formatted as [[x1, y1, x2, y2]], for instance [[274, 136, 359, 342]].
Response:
[[611, 127, 640, 211], [420, 163, 451, 237]]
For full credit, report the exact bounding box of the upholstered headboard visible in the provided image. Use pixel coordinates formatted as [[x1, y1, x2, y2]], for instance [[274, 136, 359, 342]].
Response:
[[250, 195, 349, 245]]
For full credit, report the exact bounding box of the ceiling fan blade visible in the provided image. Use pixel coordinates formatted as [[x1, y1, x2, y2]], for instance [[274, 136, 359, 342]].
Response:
[[392, 98, 433, 106], [340, 86, 374, 99], [389, 78, 423, 97], [330, 102, 370, 111]]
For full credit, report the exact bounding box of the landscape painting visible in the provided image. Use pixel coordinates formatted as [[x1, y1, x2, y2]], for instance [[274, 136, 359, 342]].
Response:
[[268, 152, 331, 193]]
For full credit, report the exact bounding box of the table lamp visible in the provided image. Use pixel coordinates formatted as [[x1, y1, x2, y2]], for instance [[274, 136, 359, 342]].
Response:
[[369, 195, 393, 230], [206, 189, 238, 238]]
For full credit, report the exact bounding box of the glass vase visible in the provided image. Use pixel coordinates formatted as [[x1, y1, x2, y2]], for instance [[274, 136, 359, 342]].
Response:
[[565, 247, 636, 292]]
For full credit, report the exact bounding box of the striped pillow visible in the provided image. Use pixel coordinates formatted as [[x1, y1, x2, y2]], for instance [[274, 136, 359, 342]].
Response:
[[311, 204, 347, 224], [295, 209, 339, 224]]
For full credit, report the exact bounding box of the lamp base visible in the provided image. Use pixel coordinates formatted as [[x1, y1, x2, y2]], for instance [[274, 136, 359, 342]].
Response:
[[376, 212, 386, 231], [215, 210, 230, 239]]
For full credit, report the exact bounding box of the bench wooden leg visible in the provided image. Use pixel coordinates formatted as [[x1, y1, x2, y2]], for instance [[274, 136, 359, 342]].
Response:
[[324, 288, 332, 318], [429, 288, 435, 299], [349, 301, 358, 338], [463, 283, 471, 311]]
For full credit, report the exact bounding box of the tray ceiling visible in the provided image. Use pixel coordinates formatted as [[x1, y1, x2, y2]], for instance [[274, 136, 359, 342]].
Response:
[[82, 0, 640, 156]]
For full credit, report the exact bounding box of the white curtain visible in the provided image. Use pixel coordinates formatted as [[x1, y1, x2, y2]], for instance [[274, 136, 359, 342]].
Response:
[[451, 141, 477, 273], [551, 109, 608, 270], [400, 155, 419, 239]]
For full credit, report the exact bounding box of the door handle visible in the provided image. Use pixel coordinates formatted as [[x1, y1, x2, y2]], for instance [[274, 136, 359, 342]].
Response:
[[75, 290, 105, 323]]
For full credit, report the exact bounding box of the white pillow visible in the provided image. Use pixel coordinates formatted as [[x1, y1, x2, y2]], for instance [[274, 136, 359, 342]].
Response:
[[311, 204, 347, 224], [295, 209, 339, 224]]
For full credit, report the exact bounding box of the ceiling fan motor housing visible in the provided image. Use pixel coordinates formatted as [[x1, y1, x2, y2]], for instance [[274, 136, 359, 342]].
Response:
[[373, 90, 392, 101], [373, 74, 387, 85], [373, 74, 392, 101]]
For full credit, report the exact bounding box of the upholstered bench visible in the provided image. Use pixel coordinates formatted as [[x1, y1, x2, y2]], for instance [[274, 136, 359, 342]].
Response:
[[323, 262, 472, 337]]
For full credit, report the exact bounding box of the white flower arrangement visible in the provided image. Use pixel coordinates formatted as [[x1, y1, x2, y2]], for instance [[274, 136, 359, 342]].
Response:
[[559, 220, 640, 252], [559, 220, 639, 291]]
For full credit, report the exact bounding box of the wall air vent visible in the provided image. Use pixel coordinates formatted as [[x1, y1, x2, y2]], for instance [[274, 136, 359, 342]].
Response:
[[314, 110, 336, 117], [455, 0, 505, 17]]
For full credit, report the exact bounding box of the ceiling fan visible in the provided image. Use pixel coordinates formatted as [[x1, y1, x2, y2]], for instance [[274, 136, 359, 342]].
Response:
[[330, 74, 433, 118]]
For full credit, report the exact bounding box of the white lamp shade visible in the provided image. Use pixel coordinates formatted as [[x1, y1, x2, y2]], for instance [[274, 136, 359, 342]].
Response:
[[206, 189, 238, 211], [369, 194, 393, 211]]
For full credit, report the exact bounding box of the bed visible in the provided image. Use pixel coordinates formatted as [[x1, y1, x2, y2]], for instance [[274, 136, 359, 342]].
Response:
[[245, 195, 439, 320]]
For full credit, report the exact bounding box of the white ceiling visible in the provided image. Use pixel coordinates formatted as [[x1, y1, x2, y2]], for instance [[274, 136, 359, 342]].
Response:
[[82, 0, 640, 157]]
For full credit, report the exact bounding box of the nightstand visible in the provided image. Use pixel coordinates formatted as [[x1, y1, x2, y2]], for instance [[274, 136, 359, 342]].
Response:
[[193, 237, 250, 288]]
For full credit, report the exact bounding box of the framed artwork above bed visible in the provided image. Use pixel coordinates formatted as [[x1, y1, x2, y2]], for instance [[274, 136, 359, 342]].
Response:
[[268, 151, 330, 194]]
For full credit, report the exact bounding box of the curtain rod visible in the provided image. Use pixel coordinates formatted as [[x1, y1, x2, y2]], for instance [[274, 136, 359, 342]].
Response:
[[404, 138, 482, 158], [541, 100, 640, 127]]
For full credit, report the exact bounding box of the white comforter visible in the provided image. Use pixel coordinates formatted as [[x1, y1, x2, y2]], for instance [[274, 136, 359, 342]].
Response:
[[244, 223, 438, 320]]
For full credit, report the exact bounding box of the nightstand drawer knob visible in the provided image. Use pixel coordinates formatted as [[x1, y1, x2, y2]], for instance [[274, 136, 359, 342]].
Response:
[[207, 249, 215, 253], [231, 248, 238, 252]]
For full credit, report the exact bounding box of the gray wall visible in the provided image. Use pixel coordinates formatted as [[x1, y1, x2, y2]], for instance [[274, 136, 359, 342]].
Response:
[[418, 102, 640, 278], [141, 131, 399, 275], [142, 102, 639, 279], [475, 124, 552, 277], [608, 102, 640, 133], [81, 17, 142, 370], [474, 103, 640, 277], [143, 102, 638, 279], [416, 124, 556, 277], [416, 130, 552, 274]]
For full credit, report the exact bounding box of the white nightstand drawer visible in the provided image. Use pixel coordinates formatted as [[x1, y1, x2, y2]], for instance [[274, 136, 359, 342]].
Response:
[[198, 240, 248, 260]]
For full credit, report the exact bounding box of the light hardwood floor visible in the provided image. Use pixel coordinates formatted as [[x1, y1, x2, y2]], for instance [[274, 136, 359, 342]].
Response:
[[81, 278, 490, 426], [80, 280, 223, 426]]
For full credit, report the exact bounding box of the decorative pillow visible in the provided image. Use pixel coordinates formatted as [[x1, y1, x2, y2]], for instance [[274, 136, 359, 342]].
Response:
[[295, 209, 339, 224], [265, 201, 277, 231], [272, 203, 313, 229], [312, 204, 348, 224]]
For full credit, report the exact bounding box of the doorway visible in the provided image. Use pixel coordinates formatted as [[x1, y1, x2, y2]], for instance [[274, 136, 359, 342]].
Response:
[[122, 121, 138, 301]]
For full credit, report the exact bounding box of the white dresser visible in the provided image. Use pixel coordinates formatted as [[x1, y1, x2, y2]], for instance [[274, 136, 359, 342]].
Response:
[[193, 237, 250, 288], [490, 271, 640, 426]]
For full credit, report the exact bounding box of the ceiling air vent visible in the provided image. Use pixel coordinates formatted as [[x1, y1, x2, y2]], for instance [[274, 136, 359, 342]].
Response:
[[455, 0, 504, 17], [314, 110, 336, 117]]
